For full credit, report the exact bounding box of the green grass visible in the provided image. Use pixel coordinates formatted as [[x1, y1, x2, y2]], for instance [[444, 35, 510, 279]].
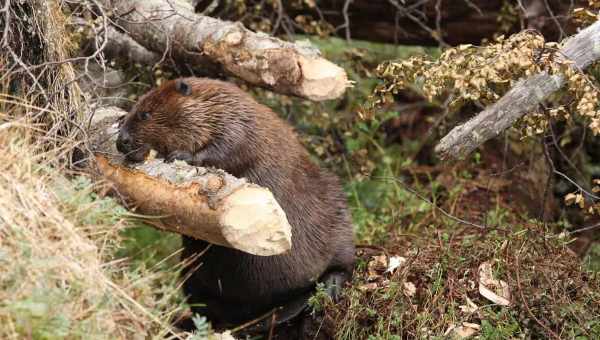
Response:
[[585, 243, 600, 273], [116, 226, 181, 268]]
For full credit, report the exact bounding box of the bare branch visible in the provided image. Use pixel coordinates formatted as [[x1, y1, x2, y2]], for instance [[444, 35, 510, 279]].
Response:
[[82, 18, 161, 65]]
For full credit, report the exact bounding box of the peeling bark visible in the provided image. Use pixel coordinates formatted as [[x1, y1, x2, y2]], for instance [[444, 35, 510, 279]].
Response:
[[95, 156, 292, 256]]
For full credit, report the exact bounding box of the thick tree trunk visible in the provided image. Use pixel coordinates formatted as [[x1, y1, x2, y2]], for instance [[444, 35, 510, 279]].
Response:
[[284, 0, 583, 46], [94, 0, 349, 101]]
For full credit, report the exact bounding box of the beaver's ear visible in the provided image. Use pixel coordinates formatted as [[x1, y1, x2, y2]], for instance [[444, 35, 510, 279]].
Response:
[[175, 79, 192, 96]]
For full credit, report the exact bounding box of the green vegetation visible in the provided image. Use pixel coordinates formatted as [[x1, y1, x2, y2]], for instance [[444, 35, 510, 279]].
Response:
[[112, 36, 600, 338], [253, 37, 600, 339], [2, 3, 599, 338], [0, 133, 185, 339]]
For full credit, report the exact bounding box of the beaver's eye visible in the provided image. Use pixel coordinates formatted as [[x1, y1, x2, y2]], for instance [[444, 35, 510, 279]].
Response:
[[137, 111, 151, 121]]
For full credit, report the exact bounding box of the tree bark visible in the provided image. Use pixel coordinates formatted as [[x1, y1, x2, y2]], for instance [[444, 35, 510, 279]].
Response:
[[282, 0, 583, 46], [94, 0, 349, 101], [435, 20, 600, 160], [88, 107, 292, 256], [95, 23, 161, 65]]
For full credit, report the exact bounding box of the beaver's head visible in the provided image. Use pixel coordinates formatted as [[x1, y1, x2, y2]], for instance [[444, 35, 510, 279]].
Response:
[[116, 78, 235, 162]]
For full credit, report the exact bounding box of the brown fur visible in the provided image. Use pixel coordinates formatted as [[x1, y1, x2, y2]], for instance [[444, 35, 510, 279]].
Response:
[[118, 77, 355, 325]]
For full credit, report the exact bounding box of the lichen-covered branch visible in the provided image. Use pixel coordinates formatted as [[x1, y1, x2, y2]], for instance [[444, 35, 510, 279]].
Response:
[[88, 107, 291, 256], [435, 20, 600, 160], [95, 0, 349, 101]]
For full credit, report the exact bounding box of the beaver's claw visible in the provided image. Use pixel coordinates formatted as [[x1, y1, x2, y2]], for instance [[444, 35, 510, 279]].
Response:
[[165, 150, 193, 164]]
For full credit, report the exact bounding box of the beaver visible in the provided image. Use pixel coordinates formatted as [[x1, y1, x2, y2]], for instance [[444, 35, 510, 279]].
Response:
[[116, 77, 355, 329]]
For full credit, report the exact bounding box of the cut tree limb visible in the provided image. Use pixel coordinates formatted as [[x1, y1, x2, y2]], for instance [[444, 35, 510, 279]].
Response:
[[95, 156, 292, 256], [435, 20, 600, 160], [88, 107, 292, 256], [95, 0, 349, 101]]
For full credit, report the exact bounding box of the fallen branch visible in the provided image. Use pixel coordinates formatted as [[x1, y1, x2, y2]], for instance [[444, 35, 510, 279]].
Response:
[[95, 0, 349, 101], [435, 20, 600, 160], [88, 107, 292, 256], [98, 23, 161, 65]]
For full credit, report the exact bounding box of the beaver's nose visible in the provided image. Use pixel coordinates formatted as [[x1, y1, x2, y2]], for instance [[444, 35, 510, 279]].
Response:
[[116, 130, 134, 154]]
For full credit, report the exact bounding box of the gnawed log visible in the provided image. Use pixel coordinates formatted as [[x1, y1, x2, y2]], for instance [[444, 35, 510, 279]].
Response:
[[88, 107, 292, 256], [95, 156, 292, 256], [435, 20, 600, 160], [95, 0, 349, 101]]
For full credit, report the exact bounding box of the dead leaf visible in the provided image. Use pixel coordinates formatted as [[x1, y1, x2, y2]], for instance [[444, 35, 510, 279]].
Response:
[[462, 322, 480, 329], [459, 296, 478, 314], [367, 254, 388, 281], [445, 323, 480, 339], [386, 255, 407, 274], [444, 322, 481, 339], [212, 331, 236, 340], [478, 262, 511, 306], [358, 282, 379, 292], [403, 281, 416, 297], [455, 323, 480, 338]]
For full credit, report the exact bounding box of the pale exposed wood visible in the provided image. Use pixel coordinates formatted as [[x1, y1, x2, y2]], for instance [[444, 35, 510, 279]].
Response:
[[95, 156, 292, 256], [435, 20, 600, 160], [88, 107, 292, 256], [95, 0, 349, 101]]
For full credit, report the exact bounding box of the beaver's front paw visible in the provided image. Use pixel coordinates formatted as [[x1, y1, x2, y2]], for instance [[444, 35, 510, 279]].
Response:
[[165, 150, 193, 164], [321, 270, 350, 302]]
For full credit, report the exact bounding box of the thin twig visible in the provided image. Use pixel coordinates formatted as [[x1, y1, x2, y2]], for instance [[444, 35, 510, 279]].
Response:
[[559, 221, 600, 236], [342, 0, 353, 42]]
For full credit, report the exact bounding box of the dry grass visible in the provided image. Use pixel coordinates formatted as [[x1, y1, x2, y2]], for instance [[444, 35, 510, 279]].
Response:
[[0, 121, 186, 339], [309, 158, 600, 339], [0, 0, 192, 337], [323, 225, 600, 339]]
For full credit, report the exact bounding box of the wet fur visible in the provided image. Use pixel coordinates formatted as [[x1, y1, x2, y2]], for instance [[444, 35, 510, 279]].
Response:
[[119, 78, 355, 325]]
